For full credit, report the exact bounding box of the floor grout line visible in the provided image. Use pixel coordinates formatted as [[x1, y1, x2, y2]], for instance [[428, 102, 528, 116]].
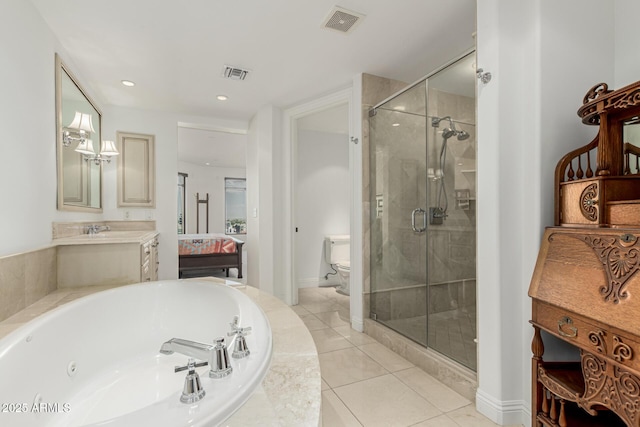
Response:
[[298, 286, 507, 427]]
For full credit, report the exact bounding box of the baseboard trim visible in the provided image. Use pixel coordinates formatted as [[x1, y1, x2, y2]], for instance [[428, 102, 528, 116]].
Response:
[[298, 277, 339, 288], [351, 316, 364, 332], [476, 388, 530, 426]]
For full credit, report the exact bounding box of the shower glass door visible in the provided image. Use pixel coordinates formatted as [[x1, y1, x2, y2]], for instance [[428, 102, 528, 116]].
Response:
[[370, 81, 429, 346], [369, 52, 477, 370]]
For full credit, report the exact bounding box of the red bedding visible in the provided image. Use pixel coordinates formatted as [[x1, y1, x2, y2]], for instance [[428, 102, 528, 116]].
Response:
[[178, 237, 237, 255]]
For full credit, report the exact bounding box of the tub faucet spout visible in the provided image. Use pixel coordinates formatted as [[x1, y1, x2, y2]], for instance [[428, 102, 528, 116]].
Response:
[[160, 338, 231, 378], [160, 338, 214, 362]]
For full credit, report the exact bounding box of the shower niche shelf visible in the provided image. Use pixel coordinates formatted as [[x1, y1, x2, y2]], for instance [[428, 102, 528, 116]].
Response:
[[529, 79, 640, 427]]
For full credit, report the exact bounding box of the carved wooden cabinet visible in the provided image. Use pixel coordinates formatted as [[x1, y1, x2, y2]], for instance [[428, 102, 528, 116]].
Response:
[[530, 80, 640, 426]]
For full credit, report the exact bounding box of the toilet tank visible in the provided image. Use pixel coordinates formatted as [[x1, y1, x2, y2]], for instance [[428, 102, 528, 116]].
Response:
[[324, 235, 350, 265]]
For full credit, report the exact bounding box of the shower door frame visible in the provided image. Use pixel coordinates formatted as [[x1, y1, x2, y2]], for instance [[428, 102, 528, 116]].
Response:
[[368, 49, 477, 370]]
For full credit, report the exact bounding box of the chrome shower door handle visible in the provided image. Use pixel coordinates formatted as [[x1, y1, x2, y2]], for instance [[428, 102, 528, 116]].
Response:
[[411, 208, 427, 232]]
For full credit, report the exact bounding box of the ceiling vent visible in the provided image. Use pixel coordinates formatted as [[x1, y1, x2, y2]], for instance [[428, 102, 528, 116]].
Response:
[[322, 6, 365, 34], [222, 65, 250, 81]]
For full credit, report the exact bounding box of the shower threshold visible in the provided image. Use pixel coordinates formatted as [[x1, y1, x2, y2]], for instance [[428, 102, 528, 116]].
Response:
[[381, 306, 477, 371]]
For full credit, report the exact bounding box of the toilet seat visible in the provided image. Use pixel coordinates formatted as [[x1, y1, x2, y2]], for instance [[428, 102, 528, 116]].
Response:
[[336, 260, 350, 271]]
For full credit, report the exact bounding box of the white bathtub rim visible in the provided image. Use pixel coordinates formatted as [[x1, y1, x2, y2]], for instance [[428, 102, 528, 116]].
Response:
[[0, 280, 274, 427]]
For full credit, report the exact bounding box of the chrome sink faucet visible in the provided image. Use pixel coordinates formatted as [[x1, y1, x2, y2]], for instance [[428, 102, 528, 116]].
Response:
[[85, 224, 111, 235]]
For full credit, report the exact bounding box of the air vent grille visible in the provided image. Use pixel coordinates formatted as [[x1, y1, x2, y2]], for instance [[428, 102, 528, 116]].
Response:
[[322, 6, 364, 33], [222, 65, 250, 81]]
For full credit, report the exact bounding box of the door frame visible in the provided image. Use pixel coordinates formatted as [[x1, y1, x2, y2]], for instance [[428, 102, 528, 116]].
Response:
[[282, 86, 363, 330]]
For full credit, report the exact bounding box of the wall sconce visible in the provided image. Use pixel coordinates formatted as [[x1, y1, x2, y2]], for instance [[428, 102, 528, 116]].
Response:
[[63, 111, 95, 147], [75, 140, 119, 165]]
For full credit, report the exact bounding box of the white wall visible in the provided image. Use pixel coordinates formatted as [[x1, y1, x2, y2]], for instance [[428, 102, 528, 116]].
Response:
[[0, 1, 252, 283], [475, 0, 614, 425], [246, 105, 284, 295], [101, 108, 247, 280], [0, 0, 111, 257], [177, 162, 246, 235], [296, 130, 350, 285], [614, 0, 640, 88]]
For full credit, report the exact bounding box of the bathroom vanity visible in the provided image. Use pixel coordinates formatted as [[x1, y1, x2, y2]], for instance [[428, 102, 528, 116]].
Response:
[[53, 221, 159, 287], [529, 80, 640, 426]]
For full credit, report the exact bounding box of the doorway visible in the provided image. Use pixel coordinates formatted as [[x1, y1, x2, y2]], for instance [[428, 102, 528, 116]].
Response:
[[294, 103, 351, 297]]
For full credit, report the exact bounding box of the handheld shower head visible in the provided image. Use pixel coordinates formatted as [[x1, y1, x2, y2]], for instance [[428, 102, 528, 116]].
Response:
[[441, 128, 456, 139]]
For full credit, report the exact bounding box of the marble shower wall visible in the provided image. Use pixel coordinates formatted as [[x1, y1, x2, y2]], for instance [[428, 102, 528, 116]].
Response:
[[370, 101, 428, 289], [426, 88, 476, 288], [361, 73, 409, 318]]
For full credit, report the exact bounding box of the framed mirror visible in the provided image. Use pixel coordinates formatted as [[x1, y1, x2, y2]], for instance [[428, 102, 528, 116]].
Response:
[[55, 53, 103, 212], [623, 116, 640, 174]]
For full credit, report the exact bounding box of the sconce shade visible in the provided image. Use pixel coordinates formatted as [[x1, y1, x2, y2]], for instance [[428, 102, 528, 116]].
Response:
[[67, 111, 96, 133], [75, 139, 95, 155], [100, 140, 119, 156]]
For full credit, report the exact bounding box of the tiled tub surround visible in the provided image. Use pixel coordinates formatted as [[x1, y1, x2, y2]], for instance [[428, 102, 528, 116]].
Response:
[[0, 278, 321, 426], [0, 221, 159, 323], [0, 246, 57, 323]]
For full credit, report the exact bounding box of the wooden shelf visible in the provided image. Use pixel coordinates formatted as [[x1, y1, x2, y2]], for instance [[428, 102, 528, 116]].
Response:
[[537, 401, 626, 427]]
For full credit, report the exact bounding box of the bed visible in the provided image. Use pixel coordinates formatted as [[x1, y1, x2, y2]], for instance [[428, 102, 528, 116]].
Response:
[[178, 234, 244, 279]]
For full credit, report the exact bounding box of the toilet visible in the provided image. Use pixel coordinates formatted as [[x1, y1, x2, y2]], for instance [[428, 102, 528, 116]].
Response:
[[324, 235, 350, 295]]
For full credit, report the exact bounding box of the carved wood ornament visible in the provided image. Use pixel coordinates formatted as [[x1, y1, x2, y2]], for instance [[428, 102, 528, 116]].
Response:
[[580, 351, 640, 427], [577, 234, 640, 303], [579, 183, 599, 221], [612, 335, 634, 363], [588, 330, 606, 355]]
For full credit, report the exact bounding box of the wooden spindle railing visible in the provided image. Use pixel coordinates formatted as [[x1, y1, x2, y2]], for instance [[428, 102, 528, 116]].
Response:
[[554, 134, 600, 225], [624, 142, 640, 175]]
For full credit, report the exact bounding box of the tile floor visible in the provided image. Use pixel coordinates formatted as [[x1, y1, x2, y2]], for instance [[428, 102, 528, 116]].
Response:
[[296, 286, 511, 427]]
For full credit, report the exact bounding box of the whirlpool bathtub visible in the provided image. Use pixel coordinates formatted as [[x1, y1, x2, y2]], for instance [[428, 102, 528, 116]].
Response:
[[0, 280, 272, 426]]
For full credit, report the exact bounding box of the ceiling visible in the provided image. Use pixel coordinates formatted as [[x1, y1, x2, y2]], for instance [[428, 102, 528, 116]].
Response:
[[31, 0, 476, 167], [177, 127, 247, 169]]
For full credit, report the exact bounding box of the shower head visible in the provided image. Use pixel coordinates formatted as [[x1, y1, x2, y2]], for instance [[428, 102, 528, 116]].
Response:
[[442, 128, 457, 139], [457, 130, 470, 141]]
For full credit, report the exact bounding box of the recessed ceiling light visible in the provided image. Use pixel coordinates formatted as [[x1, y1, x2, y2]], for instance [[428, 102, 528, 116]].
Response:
[[205, 162, 211, 166], [392, 123, 400, 127], [121, 80, 135, 87], [216, 95, 228, 101]]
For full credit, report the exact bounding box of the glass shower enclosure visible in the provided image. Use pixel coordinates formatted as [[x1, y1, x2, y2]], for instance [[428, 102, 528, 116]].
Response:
[[369, 52, 477, 370]]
